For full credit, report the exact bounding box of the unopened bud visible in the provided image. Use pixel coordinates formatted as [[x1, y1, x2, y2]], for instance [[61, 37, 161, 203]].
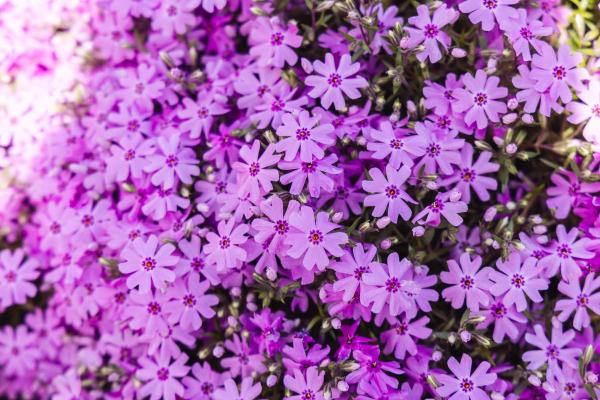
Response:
[[484, 207, 497, 222], [412, 226, 425, 237], [407, 100, 417, 114], [502, 113, 517, 124], [301, 58, 314, 74], [337, 381, 349, 392], [521, 114, 534, 124], [212, 345, 224, 358], [460, 330, 472, 343], [449, 190, 462, 202], [380, 239, 392, 250], [536, 235, 548, 245], [506, 143, 518, 154], [266, 267, 277, 281], [426, 181, 438, 190], [376, 217, 391, 229], [533, 225, 547, 235], [528, 375, 541, 387], [432, 350, 443, 361], [331, 318, 341, 329], [585, 372, 598, 384], [507, 98, 519, 110], [267, 374, 278, 387], [448, 332, 457, 344], [451, 48, 467, 58], [491, 392, 505, 400], [331, 212, 343, 223]]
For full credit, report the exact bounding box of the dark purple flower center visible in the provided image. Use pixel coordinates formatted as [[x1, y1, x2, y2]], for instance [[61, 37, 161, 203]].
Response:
[[191, 257, 204, 271], [156, 367, 169, 381], [271, 98, 285, 111], [81, 214, 94, 227], [50, 221, 61, 234], [443, 90, 454, 100], [474, 92, 488, 106], [336, 186, 349, 199], [270, 32, 284, 46], [426, 143, 441, 157], [333, 116, 345, 128], [147, 301, 161, 315], [385, 277, 400, 293], [248, 162, 260, 176], [424, 24, 439, 39], [219, 236, 231, 249], [308, 229, 324, 245], [127, 120, 140, 132], [142, 257, 157, 271], [354, 266, 369, 280], [301, 161, 317, 173], [519, 26, 533, 40], [328, 73, 342, 88], [165, 154, 179, 167], [460, 275, 474, 289], [301, 389, 316, 400], [564, 382, 576, 394], [460, 378, 475, 392], [385, 184, 399, 199], [492, 303, 507, 318], [546, 344, 560, 359], [461, 168, 476, 182], [577, 294, 589, 307], [257, 85, 269, 97], [201, 382, 214, 394], [531, 249, 546, 259], [511, 273, 525, 288], [552, 65, 566, 80], [124, 149, 136, 161], [428, 198, 444, 213], [197, 107, 209, 119], [134, 83, 144, 94], [296, 127, 311, 141], [436, 116, 451, 129], [274, 220, 289, 235], [239, 353, 249, 364], [482, 0, 497, 9], [389, 138, 403, 149], [183, 294, 196, 307], [167, 5, 177, 16], [396, 321, 408, 335], [556, 243, 572, 259]]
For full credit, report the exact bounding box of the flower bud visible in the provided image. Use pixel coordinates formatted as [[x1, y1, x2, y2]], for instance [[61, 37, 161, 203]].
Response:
[[505, 143, 518, 154], [449, 190, 461, 202], [337, 381, 349, 392], [528, 375, 541, 387], [407, 100, 417, 114], [399, 37, 410, 49], [412, 226, 425, 237], [331, 318, 341, 329], [507, 98, 519, 110], [533, 225, 547, 235], [266, 267, 277, 281], [459, 330, 472, 343], [212, 345, 224, 358], [521, 114, 534, 124], [331, 212, 343, 223], [491, 392, 505, 400], [432, 350, 443, 361], [484, 207, 497, 222], [231, 287, 241, 297], [356, 135, 367, 146], [531, 215, 543, 224], [301, 57, 314, 74], [376, 217, 391, 229], [266, 374, 278, 387], [451, 48, 467, 58], [585, 372, 598, 385], [536, 235, 548, 245], [426, 181, 438, 190], [227, 316, 238, 328], [491, 240, 500, 250], [502, 113, 517, 124], [448, 332, 457, 344], [380, 239, 392, 250]]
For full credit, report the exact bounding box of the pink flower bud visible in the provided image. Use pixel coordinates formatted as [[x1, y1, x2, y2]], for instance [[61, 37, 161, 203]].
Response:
[[528, 375, 541, 387], [331, 318, 341, 329], [301, 58, 314, 74], [451, 48, 467, 58], [380, 239, 392, 250], [412, 226, 425, 237], [407, 100, 417, 114], [586, 372, 598, 384], [426, 181, 438, 190], [484, 207, 497, 222], [505, 143, 518, 154], [337, 381, 349, 392], [267, 374, 278, 387], [502, 113, 517, 124], [376, 217, 391, 229], [533, 225, 547, 235], [521, 114, 534, 124], [331, 212, 343, 223], [212, 345, 224, 358], [449, 190, 461, 202], [432, 350, 443, 361], [507, 98, 519, 110], [460, 330, 472, 343], [266, 267, 277, 281]]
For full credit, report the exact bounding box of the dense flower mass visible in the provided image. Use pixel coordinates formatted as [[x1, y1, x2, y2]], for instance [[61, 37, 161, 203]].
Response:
[[1, 0, 600, 399]]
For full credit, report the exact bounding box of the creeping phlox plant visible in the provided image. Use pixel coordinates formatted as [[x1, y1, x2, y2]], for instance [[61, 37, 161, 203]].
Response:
[[1, 0, 600, 399]]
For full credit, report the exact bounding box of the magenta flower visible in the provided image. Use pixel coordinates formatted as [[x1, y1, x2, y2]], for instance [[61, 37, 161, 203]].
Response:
[[305, 53, 368, 111], [164, 275, 218, 331], [348, 4, 402, 55], [106, 134, 155, 182], [118, 63, 165, 113], [538, 225, 596, 282], [330, 243, 377, 303], [177, 95, 229, 139], [556, 273, 600, 330], [142, 187, 191, 220], [476, 300, 527, 343], [413, 192, 468, 227], [249, 17, 302, 68], [279, 154, 342, 198], [547, 170, 600, 219], [233, 141, 281, 200], [214, 377, 262, 400], [285, 206, 348, 270], [275, 110, 335, 162], [119, 235, 178, 293], [440, 144, 499, 203], [106, 104, 151, 139], [182, 362, 226, 399], [458, 0, 518, 31], [437, 354, 497, 399], [489, 252, 548, 312], [0, 325, 41, 376], [523, 323, 581, 375], [367, 120, 426, 168], [345, 349, 402, 393], [566, 80, 600, 143], [362, 165, 416, 223], [221, 334, 266, 377], [110, 0, 159, 18], [413, 122, 464, 175], [234, 68, 283, 112], [151, 0, 198, 37], [204, 219, 249, 271], [144, 135, 200, 189], [381, 314, 432, 360], [441, 253, 492, 312], [503, 9, 552, 61], [405, 4, 456, 63], [453, 70, 508, 129], [137, 353, 190, 400], [252, 196, 300, 254], [283, 366, 325, 400], [252, 85, 308, 129], [530, 44, 588, 104], [423, 73, 464, 116], [282, 338, 329, 372], [123, 290, 170, 335], [512, 64, 563, 117], [0, 249, 39, 308], [175, 235, 220, 285]]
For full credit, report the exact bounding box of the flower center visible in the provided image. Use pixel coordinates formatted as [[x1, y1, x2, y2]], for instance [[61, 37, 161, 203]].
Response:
[[564, 382, 577, 394], [165, 154, 179, 167], [134, 83, 144, 94], [248, 162, 260, 177], [389, 138, 403, 149], [552, 65, 566, 80], [396, 321, 408, 335], [127, 120, 140, 132], [328, 73, 342, 88], [147, 301, 161, 315], [124, 149, 136, 161], [271, 98, 285, 111], [577, 294, 589, 307], [353, 266, 369, 280], [301, 389, 315, 400], [197, 107, 209, 119], [519, 26, 533, 40], [460, 378, 475, 392], [81, 214, 94, 227], [443, 90, 454, 100], [426, 143, 441, 157], [385, 185, 399, 199], [492, 303, 507, 318], [461, 168, 476, 182], [546, 344, 560, 359], [219, 236, 231, 249], [257, 85, 269, 97], [142, 257, 157, 271], [270, 32, 284, 46], [182, 294, 196, 307], [301, 161, 318, 173], [592, 104, 600, 118], [295, 127, 311, 141], [336, 186, 349, 199], [511, 273, 525, 288], [385, 277, 400, 293], [460, 275, 474, 289], [424, 23, 439, 39], [156, 367, 169, 381], [50, 221, 61, 234], [474, 92, 488, 106], [308, 229, 324, 245], [436, 116, 451, 129], [4, 271, 16, 283], [167, 5, 177, 17], [482, 0, 497, 9], [556, 243, 572, 259], [191, 257, 204, 271], [428, 198, 444, 213], [201, 382, 214, 394], [274, 220, 289, 235]]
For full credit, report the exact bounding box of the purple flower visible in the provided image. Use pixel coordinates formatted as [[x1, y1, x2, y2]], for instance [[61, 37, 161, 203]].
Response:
[[279, 154, 342, 197], [204, 219, 249, 271], [345, 349, 402, 393], [440, 144, 499, 203], [567, 80, 600, 143], [283, 366, 325, 400], [282, 338, 329, 372], [144, 135, 200, 189], [285, 206, 348, 270], [305, 53, 368, 111], [221, 334, 266, 378], [441, 252, 492, 312], [412, 192, 468, 227], [164, 275, 218, 331], [106, 134, 155, 182], [119, 235, 178, 293], [200, 0, 226, 13], [249, 17, 303, 68], [523, 323, 581, 375], [556, 273, 600, 330], [503, 9, 552, 61], [538, 224, 596, 282], [233, 141, 281, 200], [182, 362, 226, 399], [362, 165, 416, 223], [330, 243, 377, 303], [458, 0, 519, 32], [137, 353, 190, 400], [423, 73, 464, 116], [0, 249, 39, 308], [476, 299, 527, 343], [381, 314, 432, 360], [489, 252, 548, 312], [234, 67, 283, 112], [437, 354, 497, 399], [366, 120, 426, 168], [151, 0, 198, 37], [530, 44, 588, 104], [0, 326, 41, 376], [118, 63, 165, 113], [252, 85, 308, 129], [177, 95, 229, 139], [275, 110, 335, 162], [547, 170, 600, 219], [453, 70, 508, 129], [214, 377, 262, 400], [512, 64, 563, 117], [405, 4, 456, 63]]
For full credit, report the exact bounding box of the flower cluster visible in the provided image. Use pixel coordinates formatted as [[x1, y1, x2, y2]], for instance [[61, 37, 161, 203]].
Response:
[[1, 0, 600, 399]]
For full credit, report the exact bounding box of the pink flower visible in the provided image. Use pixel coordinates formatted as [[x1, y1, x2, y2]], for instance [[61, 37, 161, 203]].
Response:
[[249, 17, 302, 68], [251, 196, 300, 253], [282, 338, 330, 372], [556, 273, 600, 330], [441, 253, 492, 312], [530, 44, 589, 104], [233, 141, 281, 200], [0, 325, 41, 376], [220, 334, 266, 377], [164, 275, 218, 331], [437, 354, 497, 399], [123, 290, 170, 335], [347, 4, 402, 55], [458, 0, 519, 31], [567, 80, 600, 143], [503, 9, 552, 61], [142, 187, 191, 220], [546, 170, 600, 219], [523, 323, 581, 375], [440, 144, 499, 203], [381, 314, 432, 360], [413, 122, 464, 175], [252, 85, 308, 129], [283, 366, 325, 400], [423, 73, 464, 116], [137, 353, 190, 400], [305, 53, 368, 111], [405, 4, 456, 63], [111, 0, 159, 18], [0, 249, 39, 308], [151, 0, 199, 37], [476, 300, 527, 343], [214, 377, 262, 400], [177, 95, 229, 139], [330, 243, 377, 303], [144, 135, 200, 189], [538, 225, 596, 282], [345, 349, 402, 393], [118, 63, 165, 113], [175, 235, 220, 285], [106, 134, 155, 182], [362, 165, 416, 223], [413, 192, 468, 227], [367, 120, 426, 168], [204, 219, 249, 271], [275, 110, 335, 162], [234, 68, 283, 112], [119, 235, 178, 293], [512, 64, 563, 117], [182, 362, 226, 399], [489, 252, 548, 312], [106, 104, 152, 139], [279, 154, 342, 197], [453, 70, 508, 129], [200, 0, 226, 12], [285, 206, 348, 270]]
